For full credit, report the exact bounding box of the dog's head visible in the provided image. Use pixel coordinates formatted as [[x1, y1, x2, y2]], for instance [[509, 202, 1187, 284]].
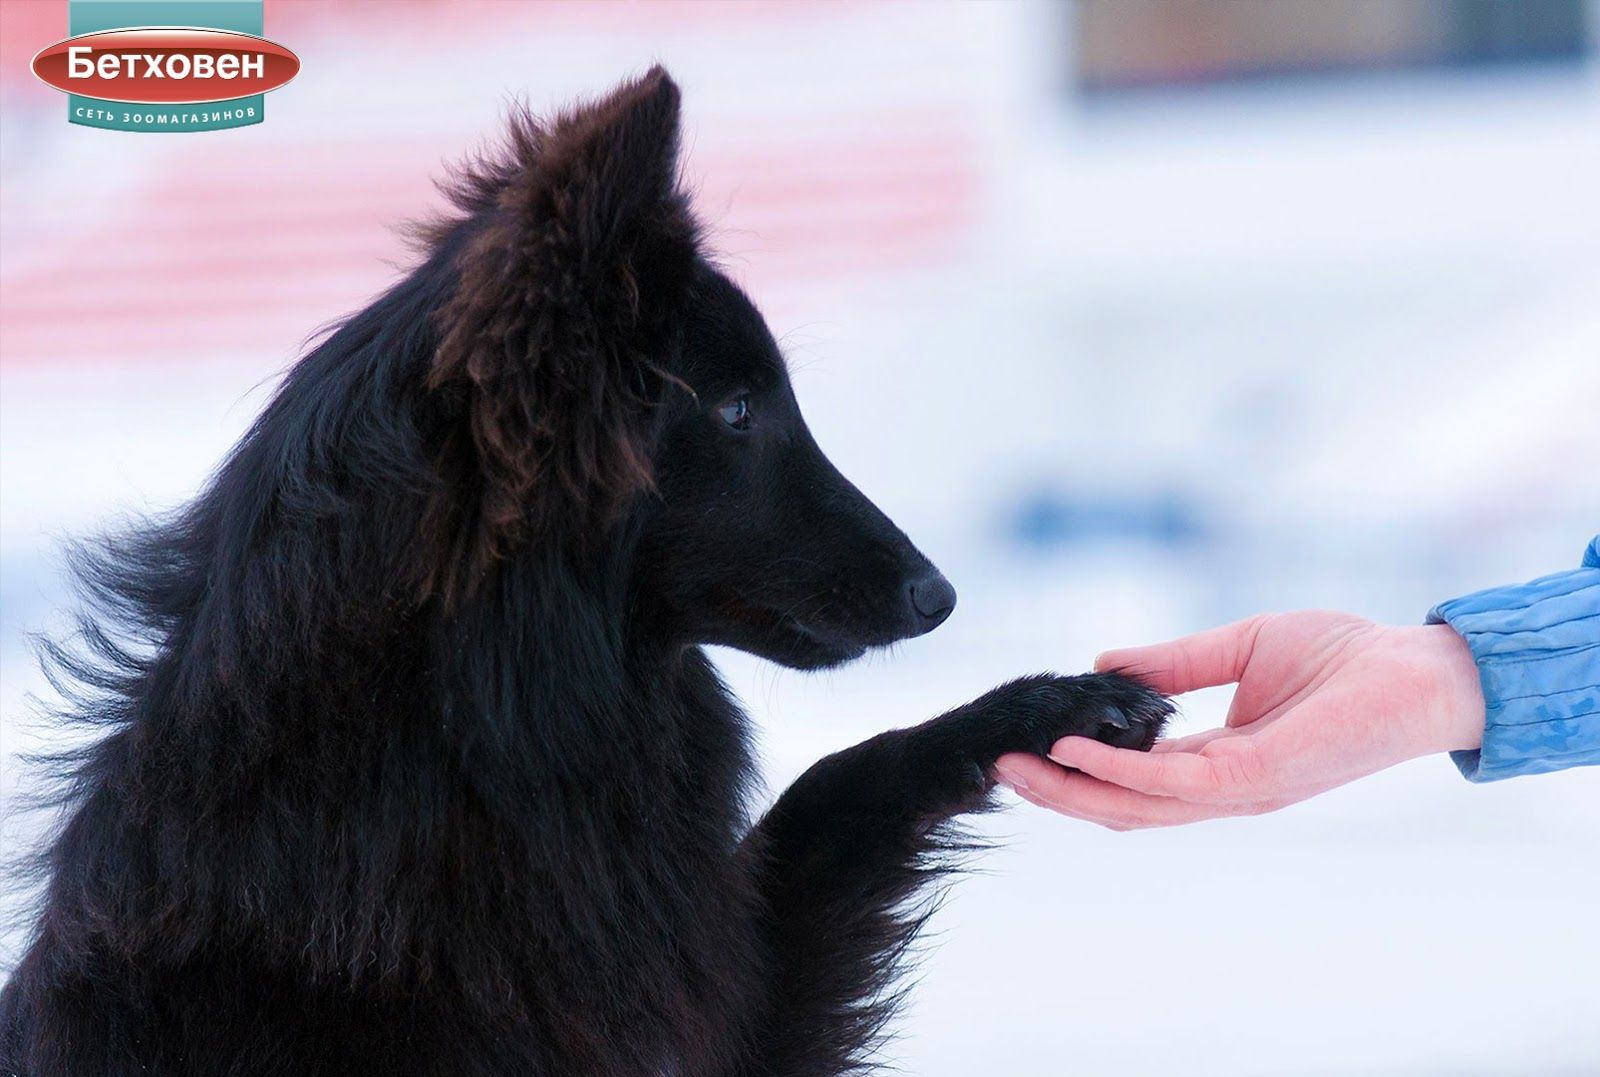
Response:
[[425, 68, 953, 669], [634, 265, 956, 669]]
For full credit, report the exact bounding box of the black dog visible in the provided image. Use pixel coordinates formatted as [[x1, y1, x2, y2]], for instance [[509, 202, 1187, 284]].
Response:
[[0, 69, 1169, 1076]]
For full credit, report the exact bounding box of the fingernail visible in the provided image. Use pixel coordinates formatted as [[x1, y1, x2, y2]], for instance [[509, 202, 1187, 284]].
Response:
[[993, 762, 1029, 793]]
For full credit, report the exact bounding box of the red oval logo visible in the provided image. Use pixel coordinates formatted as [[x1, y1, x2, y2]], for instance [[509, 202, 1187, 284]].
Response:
[[31, 27, 299, 105]]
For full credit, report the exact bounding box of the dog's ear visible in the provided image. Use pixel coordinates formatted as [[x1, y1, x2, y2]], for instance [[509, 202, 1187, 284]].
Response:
[[425, 67, 698, 601]]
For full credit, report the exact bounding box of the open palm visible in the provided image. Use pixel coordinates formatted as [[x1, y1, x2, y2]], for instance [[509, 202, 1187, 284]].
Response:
[[994, 611, 1486, 829]]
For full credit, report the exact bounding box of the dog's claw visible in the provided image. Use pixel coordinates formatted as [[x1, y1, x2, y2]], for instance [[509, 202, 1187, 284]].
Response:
[[1068, 676, 1173, 753], [958, 760, 986, 789], [1097, 704, 1131, 730]]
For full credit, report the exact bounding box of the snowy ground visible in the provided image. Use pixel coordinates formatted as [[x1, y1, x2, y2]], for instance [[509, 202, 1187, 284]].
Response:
[[3, 3, 1598, 1072]]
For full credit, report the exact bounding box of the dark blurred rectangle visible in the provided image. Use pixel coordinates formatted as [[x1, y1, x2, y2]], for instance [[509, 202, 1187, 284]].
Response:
[[1076, 0, 1592, 92]]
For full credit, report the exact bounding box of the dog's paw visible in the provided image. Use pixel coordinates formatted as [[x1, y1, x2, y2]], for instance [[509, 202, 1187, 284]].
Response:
[[966, 671, 1173, 763], [889, 672, 1171, 818]]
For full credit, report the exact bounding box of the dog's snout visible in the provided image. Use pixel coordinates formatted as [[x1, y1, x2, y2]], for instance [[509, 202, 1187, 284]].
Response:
[[906, 571, 957, 634]]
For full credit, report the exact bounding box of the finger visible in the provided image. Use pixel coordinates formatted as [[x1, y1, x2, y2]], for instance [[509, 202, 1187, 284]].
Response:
[[1007, 772, 1165, 829], [1007, 777, 1115, 826], [1150, 726, 1241, 754], [1047, 736, 1268, 804], [1093, 615, 1265, 695], [993, 754, 1239, 829], [1151, 713, 1272, 753]]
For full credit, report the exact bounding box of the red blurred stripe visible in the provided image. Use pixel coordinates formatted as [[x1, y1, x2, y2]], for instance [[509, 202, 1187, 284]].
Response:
[[3, 121, 979, 364]]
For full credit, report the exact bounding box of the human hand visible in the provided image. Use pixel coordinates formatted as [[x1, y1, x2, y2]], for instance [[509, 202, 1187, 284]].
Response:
[[992, 611, 1486, 829]]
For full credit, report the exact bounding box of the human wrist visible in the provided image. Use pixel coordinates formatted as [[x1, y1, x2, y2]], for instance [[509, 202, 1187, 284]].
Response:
[[1424, 623, 1486, 752]]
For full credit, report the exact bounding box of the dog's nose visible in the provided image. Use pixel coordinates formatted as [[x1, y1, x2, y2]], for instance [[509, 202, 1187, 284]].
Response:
[[906, 571, 957, 633]]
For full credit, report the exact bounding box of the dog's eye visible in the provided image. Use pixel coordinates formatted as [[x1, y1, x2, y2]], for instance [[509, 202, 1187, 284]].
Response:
[[717, 396, 751, 431]]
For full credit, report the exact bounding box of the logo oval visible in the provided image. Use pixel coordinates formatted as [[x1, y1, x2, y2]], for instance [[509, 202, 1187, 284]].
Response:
[[31, 27, 299, 105]]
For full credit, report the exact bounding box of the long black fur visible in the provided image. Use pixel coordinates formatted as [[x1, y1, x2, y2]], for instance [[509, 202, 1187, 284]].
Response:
[[0, 69, 1170, 1076]]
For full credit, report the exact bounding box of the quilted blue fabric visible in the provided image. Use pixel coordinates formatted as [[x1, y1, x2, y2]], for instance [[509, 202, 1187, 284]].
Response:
[[1428, 536, 1600, 781]]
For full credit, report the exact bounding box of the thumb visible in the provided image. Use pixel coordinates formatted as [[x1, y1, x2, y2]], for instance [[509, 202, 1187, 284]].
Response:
[[1094, 615, 1265, 696]]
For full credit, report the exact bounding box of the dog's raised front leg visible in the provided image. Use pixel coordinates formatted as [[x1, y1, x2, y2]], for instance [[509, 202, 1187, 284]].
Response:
[[738, 672, 1171, 1076]]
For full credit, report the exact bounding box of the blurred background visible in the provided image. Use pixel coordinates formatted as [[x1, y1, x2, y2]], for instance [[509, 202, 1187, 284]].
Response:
[[2, 1, 1597, 1072]]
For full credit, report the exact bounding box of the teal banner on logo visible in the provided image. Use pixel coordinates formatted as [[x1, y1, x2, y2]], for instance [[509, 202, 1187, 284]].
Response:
[[68, 0, 265, 132]]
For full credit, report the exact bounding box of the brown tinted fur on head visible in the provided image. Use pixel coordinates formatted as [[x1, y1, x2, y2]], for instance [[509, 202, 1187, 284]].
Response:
[[422, 67, 700, 602]]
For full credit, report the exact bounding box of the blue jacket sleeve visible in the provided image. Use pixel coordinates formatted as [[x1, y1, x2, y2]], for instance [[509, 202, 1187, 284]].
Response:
[[1426, 535, 1600, 782]]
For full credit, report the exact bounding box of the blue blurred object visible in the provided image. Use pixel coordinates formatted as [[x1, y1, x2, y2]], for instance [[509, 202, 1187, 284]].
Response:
[[1006, 485, 1206, 551]]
